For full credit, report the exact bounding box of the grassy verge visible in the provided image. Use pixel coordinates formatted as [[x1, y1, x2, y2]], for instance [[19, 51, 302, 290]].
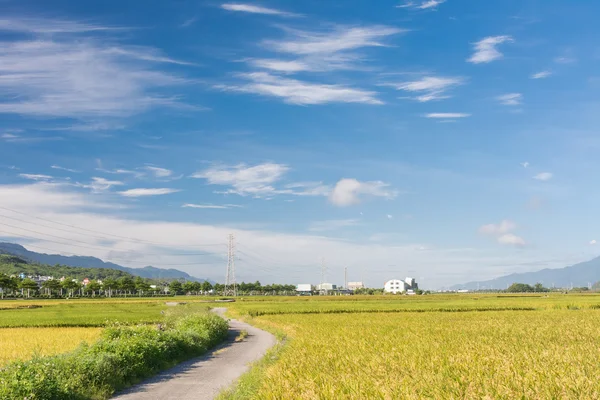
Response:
[[0, 305, 228, 399], [216, 310, 289, 400]]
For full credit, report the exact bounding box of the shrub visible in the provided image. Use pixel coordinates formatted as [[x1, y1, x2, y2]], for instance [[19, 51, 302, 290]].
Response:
[[0, 311, 228, 399]]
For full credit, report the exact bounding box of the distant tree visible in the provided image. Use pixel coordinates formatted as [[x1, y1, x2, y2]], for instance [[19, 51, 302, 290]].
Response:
[[201, 281, 213, 294], [182, 281, 195, 295], [0, 273, 10, 299], [506, 283, 535, 293], [169, 280, 183, 295], [213, 283, 224, 294], [61, 279, 80, 297], [533, 283, 549, 292], [103, 278, 118, 297], [135, 279, 151, 297], [86, 280, 102, 297], [119, 277, 136, 296], [19, 278, 39, 298], [41, 279, 61, 296]]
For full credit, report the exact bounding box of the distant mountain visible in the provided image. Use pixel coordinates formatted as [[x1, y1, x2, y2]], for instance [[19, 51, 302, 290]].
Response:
[[452, 256, 600, 290], [0, 242, 210, 282]]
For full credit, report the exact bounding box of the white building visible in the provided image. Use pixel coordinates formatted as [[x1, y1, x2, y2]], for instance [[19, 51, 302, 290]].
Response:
[[384, 279, 408, 294], [296, 284, 312, 294], [316, 283, 336, 291], [347, 281, 364, 291], [384, 277, 418, 294]]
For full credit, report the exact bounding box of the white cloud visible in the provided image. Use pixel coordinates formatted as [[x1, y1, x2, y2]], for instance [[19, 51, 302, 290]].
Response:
[[192, 163, 288, 197], [265, 25, 402, 56], [86, 177, 125, 193], [479, 220, 516, 236], [0, 18, 117, 34], [554, 56, 576, 64], [497, 233, 526, 247], [182, 203, 242, 209], [397, 0, 445, 10], [467, 35, 513, 64], [389, 76, 464, 102], [1, 133, 19, 139], [248, 59, 311, 73], [51, 165, 80, 173], [308, 219, 359, 232], [217, 72, 382, 105], [221, 3, 300, 17], [329, 178, 397, 207], [119, 188, 180, 197], [19, 173, 53, 181], [0, 18, 190, 119], [533, 172, 553, 181], [425, 113, 470, 118], [521, 162, 529, 168], [0, 182, 579, 288], [531, 70, 552, 79], [590, 240, 597, 245], [144, 166, 172, 178], [387, 214, 393, 219], [480, 220, 525, 247], [497, 93, 522, 106]]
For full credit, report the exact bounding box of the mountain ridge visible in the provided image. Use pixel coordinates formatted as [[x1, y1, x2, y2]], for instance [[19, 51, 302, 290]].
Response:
[[451, 256, 600, 290], [0, 242, 210, 282]]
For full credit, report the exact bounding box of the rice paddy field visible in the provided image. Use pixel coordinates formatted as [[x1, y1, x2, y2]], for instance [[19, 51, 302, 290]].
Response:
[[223, 293, 600, 399], [2, 294, 600, 399]]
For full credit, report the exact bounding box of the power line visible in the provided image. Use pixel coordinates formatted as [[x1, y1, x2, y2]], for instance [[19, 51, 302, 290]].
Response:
[[0, 206, 224, 248], [0, 222, 215, 256], [5, 241, 222, 266]]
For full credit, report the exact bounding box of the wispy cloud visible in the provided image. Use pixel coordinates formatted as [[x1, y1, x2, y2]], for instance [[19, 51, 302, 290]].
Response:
[[397, 0, 446, 10], [479, 220, 525, 247], [182, 203, 243, 209], [1, 133, 63, 143], [192, 163, 289, 197], [497, 93, 522, 106], [250, 25, 404, 73], [425, 113, 470, 118], [309, 219, 359, 232], [180, 17, 197, 28], [329, 178, 397, 207], [0, 18, 191, 120], [221, 3, 300, 17], [531, 70, 552, 79], [83, 177, 125, 193], [554, 56, 576, 64], [388, 76, 465, 102], [144, 166, 172, 178], [265, 25, 403, 56], [217, 72, 383, 105], [533, 172, 553, 181], [51, 165, 80, 173], [467, 35, 513, 64], [119, 188, 181, 197], [19, 173, 53, 181], [96, 168, 144, 178], [0, 18, 118, 34]]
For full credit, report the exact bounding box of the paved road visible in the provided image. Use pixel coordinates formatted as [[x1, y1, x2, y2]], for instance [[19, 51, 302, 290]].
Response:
[[113, 308, 276, 400]]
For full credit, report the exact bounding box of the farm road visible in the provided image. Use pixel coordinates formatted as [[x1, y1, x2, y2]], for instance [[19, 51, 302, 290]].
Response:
[[113, 308, 276, 400]]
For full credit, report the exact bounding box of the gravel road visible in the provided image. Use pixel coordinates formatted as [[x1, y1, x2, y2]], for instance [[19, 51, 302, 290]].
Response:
[[112, 308, 276, 400]]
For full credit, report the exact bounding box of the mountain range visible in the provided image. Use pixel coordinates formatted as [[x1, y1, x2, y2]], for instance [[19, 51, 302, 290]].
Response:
[[452, 256, 600, 290], [0, 242, 210, 282]]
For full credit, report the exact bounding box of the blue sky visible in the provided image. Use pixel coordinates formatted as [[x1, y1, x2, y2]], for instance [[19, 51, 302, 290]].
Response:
[[1, 0, 599, 289]]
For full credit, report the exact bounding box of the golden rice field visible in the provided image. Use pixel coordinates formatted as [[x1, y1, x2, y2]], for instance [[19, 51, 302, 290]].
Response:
[[224, 295, 600, 399], [0, 327, 102, 366]]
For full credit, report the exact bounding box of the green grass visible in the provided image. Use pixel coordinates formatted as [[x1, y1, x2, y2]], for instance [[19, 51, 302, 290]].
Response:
[[0, 302, 167, 327], [0, 304, 229, 399]]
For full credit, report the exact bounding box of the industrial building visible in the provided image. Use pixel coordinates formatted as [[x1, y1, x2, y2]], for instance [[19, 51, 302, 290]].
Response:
[[296, 284, 312, 295], [384, 277, 418, 294], [347, 281, 365, 291]]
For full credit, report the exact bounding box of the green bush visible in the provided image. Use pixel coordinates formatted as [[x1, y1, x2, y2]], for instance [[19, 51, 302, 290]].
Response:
[[0, 311, 229, 399]]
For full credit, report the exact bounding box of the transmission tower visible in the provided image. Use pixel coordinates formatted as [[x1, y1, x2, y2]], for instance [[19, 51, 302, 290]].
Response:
[[224, 234, 236, 296]]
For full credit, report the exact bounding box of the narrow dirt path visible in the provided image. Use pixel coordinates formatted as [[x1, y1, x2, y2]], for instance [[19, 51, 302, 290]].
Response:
[[113, 308, 275, 400]]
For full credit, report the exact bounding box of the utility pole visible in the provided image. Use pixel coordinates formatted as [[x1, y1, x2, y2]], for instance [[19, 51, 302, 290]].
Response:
[[320, 257, 327, 295], [224, 234, 236, 296], [344, 266, 348, 290]]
